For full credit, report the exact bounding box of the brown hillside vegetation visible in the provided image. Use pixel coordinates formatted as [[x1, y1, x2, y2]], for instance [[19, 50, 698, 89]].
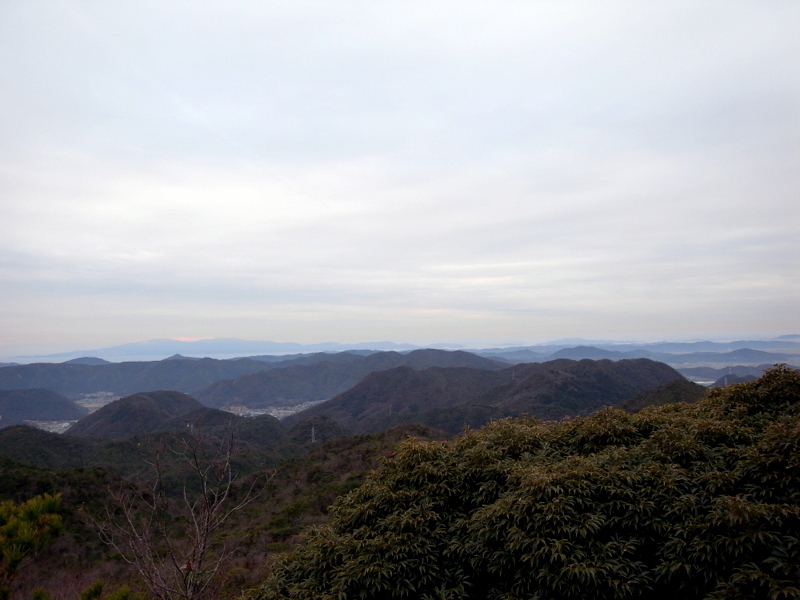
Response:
[[252, 366, 800, 600]]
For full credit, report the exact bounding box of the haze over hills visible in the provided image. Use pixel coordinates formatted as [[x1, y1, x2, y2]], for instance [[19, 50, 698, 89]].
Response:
[[6, 335, 799, 364], [8, 338, 422, 362], [196, 349, 506, 410], [0, 350, 505, 408], [478, 344, 800, 366], [1, 341, 795, 429], [0, 357, 274, 397]]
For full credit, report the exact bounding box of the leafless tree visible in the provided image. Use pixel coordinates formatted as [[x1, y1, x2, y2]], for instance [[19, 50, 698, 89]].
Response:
[[89, 428, 271, 600]]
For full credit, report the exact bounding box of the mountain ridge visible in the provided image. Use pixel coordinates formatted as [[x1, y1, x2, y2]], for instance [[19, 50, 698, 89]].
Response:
[[287, 358, 684, 432]]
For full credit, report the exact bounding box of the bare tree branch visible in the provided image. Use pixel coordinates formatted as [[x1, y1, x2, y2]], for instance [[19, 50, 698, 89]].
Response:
[[86, 426, 273, 600]]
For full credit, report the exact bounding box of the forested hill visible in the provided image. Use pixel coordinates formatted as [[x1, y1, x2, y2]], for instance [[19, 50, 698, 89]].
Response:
[[283, 366, 510, 433], [252, 365, 800, 600], [65, 390, 203, 439], [287, 358, 683, 432], [475, 357, 682, 418]]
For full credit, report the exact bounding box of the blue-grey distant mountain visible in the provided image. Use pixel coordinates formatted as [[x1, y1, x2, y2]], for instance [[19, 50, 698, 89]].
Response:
[[164, 354, 201, 361], [479, 345, 799, 366], [18, 337, 420, 361], [545, 346, 630, 360], [543, 346, 800, 364], [0, 357, 272, 396], [657, 348, 798, 365], [63, 357, 112, 365], [677, 365, 770, 381]]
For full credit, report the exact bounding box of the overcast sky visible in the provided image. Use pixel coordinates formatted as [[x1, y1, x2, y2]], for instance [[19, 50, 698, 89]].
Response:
[[1, 1, 799, 354]]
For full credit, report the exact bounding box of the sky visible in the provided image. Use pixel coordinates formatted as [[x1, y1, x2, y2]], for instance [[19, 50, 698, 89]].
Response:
[[1, 1, 799, 355]]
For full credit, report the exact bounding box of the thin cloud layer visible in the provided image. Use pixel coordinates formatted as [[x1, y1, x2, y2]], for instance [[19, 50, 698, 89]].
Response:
[[1, 1, 798, 350]]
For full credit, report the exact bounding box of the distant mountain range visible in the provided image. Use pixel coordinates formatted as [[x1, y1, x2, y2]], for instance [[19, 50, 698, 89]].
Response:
[[0, 357, 273, 397], [7, 336, 799, 364], [11, 338, 422, 361], [2, 344, 796, 429], [18, 356, 690, 442], [197, 350, 506, 409], [477, 344, 800, 365], [0, 350, 504, 402]]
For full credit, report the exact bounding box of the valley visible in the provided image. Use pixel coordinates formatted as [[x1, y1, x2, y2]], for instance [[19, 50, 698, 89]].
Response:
[[1, 344, 798, 600]]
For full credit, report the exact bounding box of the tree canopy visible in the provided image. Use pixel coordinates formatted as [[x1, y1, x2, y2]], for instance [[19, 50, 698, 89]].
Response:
[[251, 366, 800, 600], [0, 493, 62, 600]]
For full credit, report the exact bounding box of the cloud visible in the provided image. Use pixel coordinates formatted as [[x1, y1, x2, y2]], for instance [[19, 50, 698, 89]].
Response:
[[1, 1, 799, 347]]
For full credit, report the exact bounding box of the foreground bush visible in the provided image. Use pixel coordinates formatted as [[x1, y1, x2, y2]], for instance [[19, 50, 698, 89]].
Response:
[[250, 366, 800, 600]]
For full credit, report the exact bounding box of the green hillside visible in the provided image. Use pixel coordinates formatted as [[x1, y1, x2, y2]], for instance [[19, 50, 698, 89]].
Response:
[[252, 366, 800, 600]]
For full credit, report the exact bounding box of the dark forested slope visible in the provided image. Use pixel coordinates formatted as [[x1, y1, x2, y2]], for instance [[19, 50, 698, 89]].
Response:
[[477, 358, 683, 419], [65, 391, 202, 439], [288, 358, 683, 431], [283, 366, 509, 433], [0, 389, 87, 426]]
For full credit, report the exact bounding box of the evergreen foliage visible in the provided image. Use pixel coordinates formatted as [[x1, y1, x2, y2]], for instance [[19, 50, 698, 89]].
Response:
[[252, 366, 800, 600], [0, 494, 62, 600]]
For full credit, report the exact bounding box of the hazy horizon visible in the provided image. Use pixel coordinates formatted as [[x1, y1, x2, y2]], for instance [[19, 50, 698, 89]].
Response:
[[2, 2, 798, 350], [3, 332, 800, 364]]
